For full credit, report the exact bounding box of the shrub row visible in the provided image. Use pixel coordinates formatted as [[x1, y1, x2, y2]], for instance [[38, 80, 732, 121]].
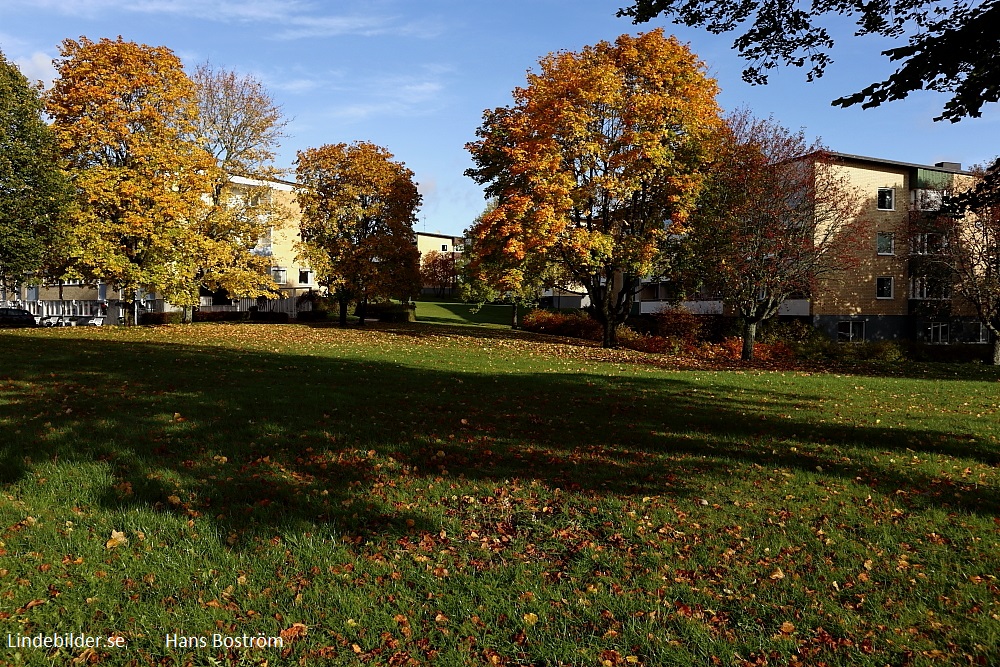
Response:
[[521, 310, 603, 340], [139, 310, 291, 325], [354, 302, 417, 322], [193, 310, 250, 323]]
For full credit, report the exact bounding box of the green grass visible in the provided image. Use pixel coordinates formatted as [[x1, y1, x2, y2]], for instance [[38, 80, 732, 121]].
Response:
[[414, 298, 514, 327], [1, 323, 998, 666]]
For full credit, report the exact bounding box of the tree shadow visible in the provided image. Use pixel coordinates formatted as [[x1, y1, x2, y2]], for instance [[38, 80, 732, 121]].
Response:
[[1, 327, 997, 553]]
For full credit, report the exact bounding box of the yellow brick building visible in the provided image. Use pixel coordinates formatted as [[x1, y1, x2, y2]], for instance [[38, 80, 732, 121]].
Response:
[[638, 153, 987, 344]]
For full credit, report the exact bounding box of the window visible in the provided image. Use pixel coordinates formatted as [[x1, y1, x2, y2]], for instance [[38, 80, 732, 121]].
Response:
[[925, 322, 949, 344], [838, 321, 865, 342], [973, 322, 990, 344], [876, 277, 894, 299], [441, 244, 449, 252], [271, 267, 287, 285], [911, 232, 947, 255], [26, 285, 39, 301], [910, 276, 951, 300], [298, 269, 311, 284], [877, 188, 895, 211], [876, 232, 895, 255]]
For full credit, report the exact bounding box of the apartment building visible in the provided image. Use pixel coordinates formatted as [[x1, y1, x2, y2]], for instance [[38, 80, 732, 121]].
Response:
[[2, 176, 316, 322], [639, 153, 988, 344]]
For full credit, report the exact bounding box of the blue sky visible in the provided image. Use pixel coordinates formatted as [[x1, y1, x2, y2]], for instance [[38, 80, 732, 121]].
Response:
[[2, 0, 996, 237]]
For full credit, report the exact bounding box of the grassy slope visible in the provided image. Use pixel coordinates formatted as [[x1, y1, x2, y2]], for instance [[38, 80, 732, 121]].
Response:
[[1, 323, 998, 666], [413, 299, 513, 327]]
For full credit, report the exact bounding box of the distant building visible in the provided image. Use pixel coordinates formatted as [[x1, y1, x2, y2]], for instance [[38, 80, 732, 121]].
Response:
[[637, 153, 988, 344]]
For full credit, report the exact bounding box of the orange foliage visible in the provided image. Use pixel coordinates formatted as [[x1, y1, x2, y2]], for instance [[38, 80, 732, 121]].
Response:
[[295, 142, 422, 315], [45, 37, 217, 307], [466, 30, 724, 347]]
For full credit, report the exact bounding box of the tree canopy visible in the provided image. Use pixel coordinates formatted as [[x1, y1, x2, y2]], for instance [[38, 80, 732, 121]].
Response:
[[192, 63, 287, 179], [295, 141, 422, 325], [685, 110, 864, 359], [938, 165, 1000, 364], [45, 37, 218, 313], [619, 0, 999, 123], [0, 50, 72, 293], [465, 29, 724, 347], [190, 63, 290, 303]]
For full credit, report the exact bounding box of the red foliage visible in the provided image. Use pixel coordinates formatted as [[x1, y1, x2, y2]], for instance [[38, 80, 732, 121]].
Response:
[[520, 310, 603, 341]]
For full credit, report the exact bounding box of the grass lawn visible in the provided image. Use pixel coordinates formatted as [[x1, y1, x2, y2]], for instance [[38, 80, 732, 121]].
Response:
[[1, 323, 998, 666], [414, 298, 514, 327]]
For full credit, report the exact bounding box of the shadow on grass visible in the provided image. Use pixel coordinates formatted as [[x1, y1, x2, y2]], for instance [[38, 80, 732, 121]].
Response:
[[415, 301, 513, 327], [1, 327, 997, 550]]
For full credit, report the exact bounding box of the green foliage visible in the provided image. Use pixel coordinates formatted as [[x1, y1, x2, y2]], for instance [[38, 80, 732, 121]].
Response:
[[794, 338, 907, 363], [139, 311, 183, 325], [0, 51, 72, 287], [250, 310, 290, 323], [192, 310, 251, 322]]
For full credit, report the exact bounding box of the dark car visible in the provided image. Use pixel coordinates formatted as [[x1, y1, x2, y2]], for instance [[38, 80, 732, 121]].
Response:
[[0, 307, 39, 327]]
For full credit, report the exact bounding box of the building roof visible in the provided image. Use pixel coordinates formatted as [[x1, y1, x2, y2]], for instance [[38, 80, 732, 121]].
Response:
[[829, 152, 973, 176], [416, 231, 462, 240]]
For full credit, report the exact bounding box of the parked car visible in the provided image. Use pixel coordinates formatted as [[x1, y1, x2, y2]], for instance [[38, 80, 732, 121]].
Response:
[[0, 307, 39, 327]]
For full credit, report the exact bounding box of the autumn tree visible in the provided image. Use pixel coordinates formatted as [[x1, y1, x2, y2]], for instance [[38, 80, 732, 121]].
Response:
[[295, 141, 421, 326], [45, 37, 218, 321], [189, 63, 291, 311], [686, 110, 864, 360], [421, 250, 457, 296], [937, 164, 1000, 364], [465, 30, 723, 347], [192, 63, 287, 179], [0, 50, 72, 297]]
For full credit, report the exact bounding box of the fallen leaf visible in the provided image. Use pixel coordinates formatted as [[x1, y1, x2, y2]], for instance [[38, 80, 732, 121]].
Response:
[[279, 623, 308, 642], [105, 530, 128, 549]]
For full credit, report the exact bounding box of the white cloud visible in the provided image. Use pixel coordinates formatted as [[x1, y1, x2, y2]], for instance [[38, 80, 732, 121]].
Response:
[[322, 73, 447, 122], [14, 52, 57, 88], [6, 0, 442, 38], [271, 78, 324, 94]]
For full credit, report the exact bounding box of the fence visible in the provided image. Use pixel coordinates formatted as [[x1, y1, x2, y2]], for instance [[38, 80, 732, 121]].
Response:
[[5, 299, 105, 318], [5, 291, 315, 322]]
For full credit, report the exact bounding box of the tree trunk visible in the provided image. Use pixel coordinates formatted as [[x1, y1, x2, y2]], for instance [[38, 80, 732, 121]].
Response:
[[338, 294, 349, 327], [993, 337, 1000, 366], [357, 299, 367, 327], [510, 301, 519, 329], [742, 320, 758, 361], [602, 319, 617, 348]]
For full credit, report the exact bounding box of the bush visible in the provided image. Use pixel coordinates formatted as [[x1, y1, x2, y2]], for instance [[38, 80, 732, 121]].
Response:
[[358, 302, 416, 322], [193, 310, 251, 323], [521, 310, 603, 341], [139, 311, 182, 325], [250, 310, 290, 323], [652, 308, 703, 345], [295, 309, 329, 322], [793, 338, 907, 363], [902, 342, 990, 364], [758, 318, 825, 345], [616, 326, 677, 354]]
